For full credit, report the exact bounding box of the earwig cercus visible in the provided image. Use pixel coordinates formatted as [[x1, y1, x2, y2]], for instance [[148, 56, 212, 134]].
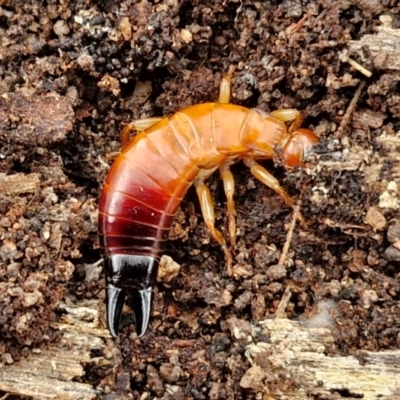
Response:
[[98, 66, 318, 338]]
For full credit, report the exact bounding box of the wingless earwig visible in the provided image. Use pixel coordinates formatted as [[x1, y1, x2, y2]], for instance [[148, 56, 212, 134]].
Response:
[[98, 67, 318, 337]]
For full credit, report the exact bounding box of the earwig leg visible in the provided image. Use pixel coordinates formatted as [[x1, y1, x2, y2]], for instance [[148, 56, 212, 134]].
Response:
[[120, 117, 163, 146], [218, 65, 235, 104], [243, 158, 307, 227], [194, 179, 233, 275], [270, 109, 303, 134], [219, 163, 237, 245]]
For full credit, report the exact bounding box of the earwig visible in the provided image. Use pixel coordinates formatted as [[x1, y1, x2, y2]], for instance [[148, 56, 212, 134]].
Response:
[[98, 67, 318, 337]]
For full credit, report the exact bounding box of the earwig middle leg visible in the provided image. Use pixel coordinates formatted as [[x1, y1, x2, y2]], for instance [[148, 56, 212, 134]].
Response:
[[194, 178, 233, 275], [218, 66, 235, 104], [243, 158, 306, 226], [270, 109, 303, 134], [219, 162, 237, 246], [120, 117, 163, 146]]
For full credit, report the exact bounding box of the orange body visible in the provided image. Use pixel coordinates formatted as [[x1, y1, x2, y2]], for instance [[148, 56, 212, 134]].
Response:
[[99, 100, 317, 337]]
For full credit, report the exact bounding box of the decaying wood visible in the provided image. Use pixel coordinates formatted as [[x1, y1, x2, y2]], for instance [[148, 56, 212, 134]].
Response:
[[349, 15, 400, 71], [0, 172, 40, 195], [2, 296, 400, 399], [0, 299, 111, 400], [240, 318, 400, 399]]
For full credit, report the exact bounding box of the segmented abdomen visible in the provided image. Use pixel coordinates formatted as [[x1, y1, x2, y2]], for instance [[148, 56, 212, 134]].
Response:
[[98, 119, 200, 261], [98, 102, 252, 259]]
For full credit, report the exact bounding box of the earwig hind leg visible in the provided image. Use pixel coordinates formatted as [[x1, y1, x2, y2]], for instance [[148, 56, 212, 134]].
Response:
[[243, 158, 307, 227], [218, 65, 235, 104], [120, 117, 163, 146], [270, 109, 303, 134], [194, 178, 233, 275], [219, 162, 237, 246]]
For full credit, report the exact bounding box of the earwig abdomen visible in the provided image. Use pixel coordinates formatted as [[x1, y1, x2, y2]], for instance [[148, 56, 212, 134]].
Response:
[[99, 103, 251, 265]]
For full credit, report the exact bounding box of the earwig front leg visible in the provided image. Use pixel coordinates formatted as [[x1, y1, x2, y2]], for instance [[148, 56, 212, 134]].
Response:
[[194, 178, 233, 275], [218, 66, 235, 104], [270, 109, 303, 134], [120, 117, 163, 146], [243, 158, 306, 226], [219, 163, 237, 246]]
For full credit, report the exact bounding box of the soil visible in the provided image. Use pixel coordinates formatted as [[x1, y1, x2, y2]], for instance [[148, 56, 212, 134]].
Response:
[[0, 0, 400, 399]]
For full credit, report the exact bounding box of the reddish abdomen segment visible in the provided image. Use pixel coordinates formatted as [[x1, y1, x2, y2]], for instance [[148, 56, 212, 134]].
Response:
[[98, 124, 199, 262]]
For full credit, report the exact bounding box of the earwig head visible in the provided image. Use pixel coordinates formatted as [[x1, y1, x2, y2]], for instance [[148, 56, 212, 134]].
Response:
[[280, 128, 318, 168]]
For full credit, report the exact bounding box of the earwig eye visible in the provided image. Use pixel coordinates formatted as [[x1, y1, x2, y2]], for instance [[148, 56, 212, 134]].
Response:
[[281, 128, 318, 168]]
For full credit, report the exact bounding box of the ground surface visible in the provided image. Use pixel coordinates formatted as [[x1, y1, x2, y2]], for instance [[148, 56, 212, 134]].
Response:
[[1, 0, 400, 399]]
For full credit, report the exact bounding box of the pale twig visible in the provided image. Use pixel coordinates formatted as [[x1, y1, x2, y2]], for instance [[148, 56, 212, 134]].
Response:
[[275, 203, 302, 318], [276, 285, 292, 319], [340, 50, 372, 77], [335, 80, 366, 139], [278, 202, 301, 267]]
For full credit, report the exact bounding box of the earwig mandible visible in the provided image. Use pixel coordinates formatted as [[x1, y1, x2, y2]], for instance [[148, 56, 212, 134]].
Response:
[[98, 67, 318, 337]]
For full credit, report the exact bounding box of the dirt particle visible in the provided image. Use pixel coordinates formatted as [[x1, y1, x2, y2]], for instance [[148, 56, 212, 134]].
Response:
[[53, 19, 70, 36], [365, 207, 386, 230]]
